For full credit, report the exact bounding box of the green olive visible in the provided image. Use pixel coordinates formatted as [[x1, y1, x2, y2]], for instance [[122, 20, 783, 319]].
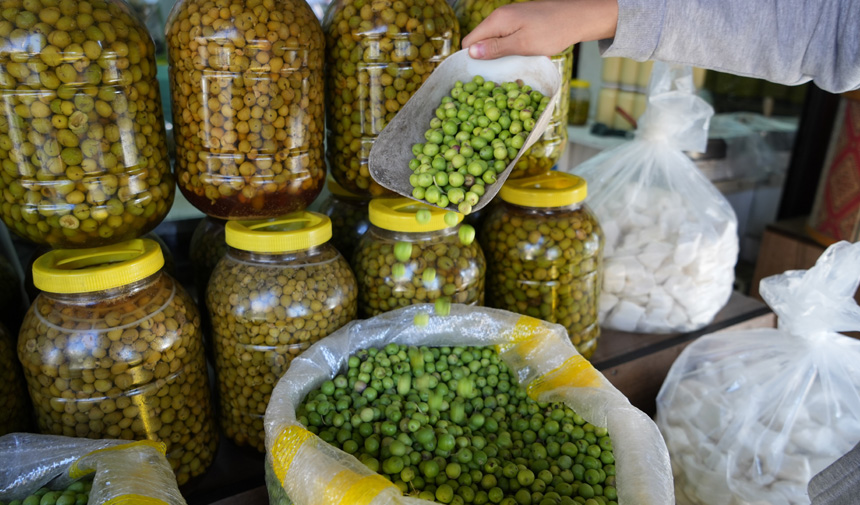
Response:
[[456, 0, 571, 178], [0, 0, 174, 248], [17, 273, 218, 485], [325, 0, 461, 196], [166, 0, 326, 219], [353, 225, 485, 317], [206, 244, 357, 452], [479, 202, 604, 358]]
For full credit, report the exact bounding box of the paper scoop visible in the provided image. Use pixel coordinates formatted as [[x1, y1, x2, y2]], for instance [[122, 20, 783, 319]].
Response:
[[368, 49, 562, 214]]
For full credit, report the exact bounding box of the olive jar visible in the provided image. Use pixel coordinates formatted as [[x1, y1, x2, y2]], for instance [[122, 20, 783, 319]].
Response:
[[18, 238, 217, 484], [324, 0, 460, 197], [0, 0, 175, 248], [318, 177, 370, 260], [456, 0, 571, 178], [166, 0, 326, 219], [189, 216, 227, 302], [207, 211, 357, 451], [479, 172, 603, 358], [0, 321, 30, 436], [353, 197, 485, 317]]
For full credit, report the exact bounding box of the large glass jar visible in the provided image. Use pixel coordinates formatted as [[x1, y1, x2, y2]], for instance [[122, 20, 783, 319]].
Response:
[[456, 0, 571, 178], [0, 0, 174, 248], [166, 0, 326, 219], [0, 321, 29, 435], [353, 198, 485, 317], [188, 217, 227, 301], [324, 0, 460, 196], [19, 238, 217, 484], [207, 212, 357, 451], [479, 173, 603, 357], [317, 177, 370, 260]]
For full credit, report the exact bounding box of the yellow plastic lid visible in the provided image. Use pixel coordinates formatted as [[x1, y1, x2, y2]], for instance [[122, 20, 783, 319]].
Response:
[[32, 238, 165, 294], [499, 172, 588, 208], [369, 198, 463, 233], [327, 176, 365, 201], [225, 211, 332, 253], [570, 79, 590, 89]]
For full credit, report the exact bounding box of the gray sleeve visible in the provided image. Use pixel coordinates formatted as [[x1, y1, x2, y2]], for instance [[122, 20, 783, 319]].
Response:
[[598, 0, 860, 93]]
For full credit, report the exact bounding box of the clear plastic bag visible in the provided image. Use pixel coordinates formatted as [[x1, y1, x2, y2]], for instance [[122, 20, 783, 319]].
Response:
[[656, 241, 860, 505], [573, 63, 738, 334], [264, 305, 674, 505], [0, 434, 186, 505]]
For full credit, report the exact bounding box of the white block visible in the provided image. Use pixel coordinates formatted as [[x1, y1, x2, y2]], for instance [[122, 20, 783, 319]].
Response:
[[598, 292, 619, 315], [606, 300, 645, 332], [601, 219, 621, 249], [639, 241, 673, 270], [603, 259, 627, 293]]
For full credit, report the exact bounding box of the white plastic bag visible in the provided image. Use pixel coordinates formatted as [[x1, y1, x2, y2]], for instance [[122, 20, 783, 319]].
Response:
[[0, 434, 187, 505], [573, 63, 738, 333], [656, 241, 860, 505], [264, 305, 673, 505]]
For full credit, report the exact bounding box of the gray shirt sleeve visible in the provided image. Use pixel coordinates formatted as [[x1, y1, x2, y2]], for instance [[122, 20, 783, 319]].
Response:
[[598, 0, 860, 93]]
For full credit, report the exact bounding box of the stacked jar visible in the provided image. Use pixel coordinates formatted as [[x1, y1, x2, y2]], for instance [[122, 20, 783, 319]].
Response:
[[18, 238, 218, 484], [0, 321, 29, 436], [353, 198, 485, 317], [318, 177, 371, 260], [188, 217, 228, 308], [456, 0, 571, 178], [166, 0, 326, 219], [206, 212, 357, 451], [479, 173, 604, 358], [324, 0, 460, 196], [0, 0, 174, 248]]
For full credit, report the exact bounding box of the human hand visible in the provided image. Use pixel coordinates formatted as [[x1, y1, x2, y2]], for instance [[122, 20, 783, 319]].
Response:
[[462, 0, 618, 59]]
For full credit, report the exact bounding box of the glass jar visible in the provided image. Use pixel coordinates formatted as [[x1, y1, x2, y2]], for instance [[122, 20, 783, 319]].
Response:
[[353, 198, 485, 317], [324, 0, 460, 196], [318, 177, 370, 260], [0, 0, 174, 248], [568, 79, 590, 126], [0, 321, 29, 435], [479, 173, 603, 358], [456, 0, 571, 178], [166, 0, 326, 219], [189, 217, 228, 301], [19, 238, 217, 484], [207, 212, 357, 451]]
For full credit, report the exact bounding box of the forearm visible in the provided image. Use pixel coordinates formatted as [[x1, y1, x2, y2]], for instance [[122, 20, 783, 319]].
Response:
[[601, 0, 860, 93]]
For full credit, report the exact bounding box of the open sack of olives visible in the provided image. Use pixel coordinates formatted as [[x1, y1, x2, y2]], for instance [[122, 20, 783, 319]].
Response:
[[263, 305, 673, 505], [0, 434, 186, 505], [368, 50, 561, 214]]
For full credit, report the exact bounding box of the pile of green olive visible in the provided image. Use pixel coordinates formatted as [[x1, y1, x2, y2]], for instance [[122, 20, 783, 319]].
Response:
[[456, 0, 572, 178], [207, 245, 358, 452], [18, 274, 218, 485], [325, 0, 460, 196], [480, 204, 603, 358], [297, 344, 620, 504], [408, 75, 549, 213], [0, 0, 174, 247], [0, 481, 91, 505], [166, 0, 326, 218]]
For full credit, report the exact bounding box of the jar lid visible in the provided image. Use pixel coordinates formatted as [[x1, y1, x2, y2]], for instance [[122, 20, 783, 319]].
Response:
[[499, 172, 588, 208], [327, 176, 365, 200], [225, 212, 332, 253], [32, 238, 165, 294], [369, 198, 462, 233], [570, 79, 590, 89]]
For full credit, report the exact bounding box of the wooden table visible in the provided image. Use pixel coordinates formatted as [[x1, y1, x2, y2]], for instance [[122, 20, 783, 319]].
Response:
[[185, 292, 774, 505]]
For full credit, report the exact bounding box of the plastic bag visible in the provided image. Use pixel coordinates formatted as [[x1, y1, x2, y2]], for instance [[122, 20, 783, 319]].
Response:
[[656, 241, 860, 505], [264, 305, 674, 505], [0, 434, 187, 505], [573, 63, 738, 333]]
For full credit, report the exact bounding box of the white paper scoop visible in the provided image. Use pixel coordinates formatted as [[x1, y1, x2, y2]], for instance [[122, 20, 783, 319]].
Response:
[[368, 49, 562, 213]]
